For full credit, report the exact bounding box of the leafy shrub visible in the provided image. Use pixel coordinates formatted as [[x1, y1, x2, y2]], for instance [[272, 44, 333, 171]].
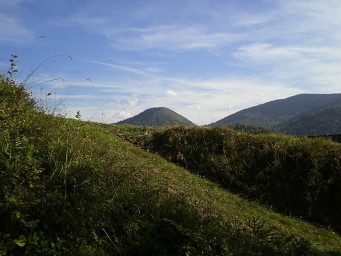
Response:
[[151, 126, 341, 233]]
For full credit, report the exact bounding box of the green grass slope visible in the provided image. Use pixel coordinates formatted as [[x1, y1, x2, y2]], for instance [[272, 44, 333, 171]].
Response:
[[116, 107, 195, 127], [1, 79, 341, 255]]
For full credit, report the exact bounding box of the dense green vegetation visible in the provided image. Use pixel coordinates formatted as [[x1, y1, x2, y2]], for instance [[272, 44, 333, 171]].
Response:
[[1, 77, 341, 255], [146, 126, 341, 233], [227, 123, 275, 134], [117, 107, 195, 127], [211, 94, 341, 136]]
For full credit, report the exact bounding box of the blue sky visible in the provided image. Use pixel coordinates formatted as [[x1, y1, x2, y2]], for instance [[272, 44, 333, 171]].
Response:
[[1, 0, 341, 125]]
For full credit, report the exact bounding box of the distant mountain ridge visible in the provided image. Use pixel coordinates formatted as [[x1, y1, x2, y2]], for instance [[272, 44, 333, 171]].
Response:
[[211, 93, 341, 136], [276, 100, 341, 136], [117, 107, 195, 127]]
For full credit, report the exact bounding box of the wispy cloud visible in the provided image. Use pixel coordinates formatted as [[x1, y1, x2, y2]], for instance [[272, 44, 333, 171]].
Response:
[[53, 14, 240, 51], [234, 42, 341, 91], [0, 13, 34, 42], [235, 43, 300, 60], [85, 60, 190, 85], [85, 60, 156, 77], [166, 90, 177, 97], [50, 13, 108, 30], [111, 25, 240, 51]]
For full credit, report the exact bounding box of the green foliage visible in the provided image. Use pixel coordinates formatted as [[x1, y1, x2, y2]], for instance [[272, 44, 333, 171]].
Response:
[[151, 126, 341, 233], [228, 123, 275, 134], [5, 54, 18, 83]]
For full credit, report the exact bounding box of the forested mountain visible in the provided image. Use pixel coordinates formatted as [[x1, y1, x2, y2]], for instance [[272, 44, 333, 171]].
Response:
[[116, 107, 195, 127], [276, 102, 341, 135], [211, 94, 341, 136]]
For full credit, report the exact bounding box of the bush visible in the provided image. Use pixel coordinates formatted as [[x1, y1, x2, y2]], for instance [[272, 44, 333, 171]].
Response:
[[151, 126, 341, 233]]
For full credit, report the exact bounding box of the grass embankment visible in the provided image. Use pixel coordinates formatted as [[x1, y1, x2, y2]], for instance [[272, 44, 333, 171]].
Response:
[[1, 79, 341, 255]]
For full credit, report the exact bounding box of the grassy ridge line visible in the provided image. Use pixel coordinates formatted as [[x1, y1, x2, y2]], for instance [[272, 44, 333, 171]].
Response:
[[80, 125, 341, 255], [106, 125, 341, 252]]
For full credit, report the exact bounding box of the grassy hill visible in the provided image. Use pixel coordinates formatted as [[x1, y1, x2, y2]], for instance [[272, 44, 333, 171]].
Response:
[[116, 107, 195, 127], [1, 78, 341, 255], [211, 94, 341, 135]]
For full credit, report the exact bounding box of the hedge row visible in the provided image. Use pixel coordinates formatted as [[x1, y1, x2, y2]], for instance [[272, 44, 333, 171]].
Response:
[[151, 127, 341, 233]]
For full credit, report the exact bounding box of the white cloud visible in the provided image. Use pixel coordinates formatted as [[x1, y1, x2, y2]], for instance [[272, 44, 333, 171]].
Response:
[[234, 42, 341, 91], [128, 97, 139, 107], [121, 25, 239, 50], [119, 110, 132, 119], [166, 90, 177, 97], [51, 79, 66, 89], [52, 12, 240, 51], [234, 43, 300, 60]]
